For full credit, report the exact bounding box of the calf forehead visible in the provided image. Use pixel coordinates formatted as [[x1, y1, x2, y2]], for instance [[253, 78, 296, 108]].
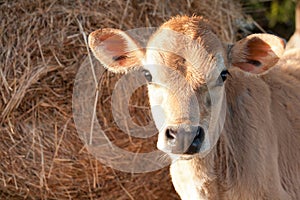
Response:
[[144, 50, 187, 76], [149, 16, 225, 56], [143, 16, 227, 86], [143, 45, 224, 88]]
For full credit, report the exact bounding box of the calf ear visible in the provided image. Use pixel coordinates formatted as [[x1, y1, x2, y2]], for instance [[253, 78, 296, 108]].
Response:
[[88, 28, 144, 73], [229, 34, 285, 74]]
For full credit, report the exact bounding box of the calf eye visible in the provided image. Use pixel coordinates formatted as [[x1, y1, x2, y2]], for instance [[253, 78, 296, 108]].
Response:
[[220, 69, 229, 82], [142, 69, 152, 82]]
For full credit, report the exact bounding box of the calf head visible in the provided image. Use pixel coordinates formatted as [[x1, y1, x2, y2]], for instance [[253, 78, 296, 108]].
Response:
[[89, 16, 285, 159]]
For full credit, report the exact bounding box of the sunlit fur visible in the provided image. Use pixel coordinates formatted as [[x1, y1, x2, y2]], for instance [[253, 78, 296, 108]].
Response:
[[147, 16, 300, 200], [89, 15, 300, 200]]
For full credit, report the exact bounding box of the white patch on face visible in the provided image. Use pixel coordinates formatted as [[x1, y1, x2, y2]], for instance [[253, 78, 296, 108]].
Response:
[[147, 85, 169, 151], [143, 50, 169, 151]]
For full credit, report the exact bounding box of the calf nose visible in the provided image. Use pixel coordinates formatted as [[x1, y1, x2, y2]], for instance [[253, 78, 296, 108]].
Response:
[[164, 125, 205, 155]]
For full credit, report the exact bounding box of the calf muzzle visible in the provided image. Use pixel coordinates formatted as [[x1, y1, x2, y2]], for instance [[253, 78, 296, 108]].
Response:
[[165, 125, 204, 155]]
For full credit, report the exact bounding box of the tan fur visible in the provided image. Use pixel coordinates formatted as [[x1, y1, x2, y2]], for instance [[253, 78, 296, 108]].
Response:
[[164, 19, 300, 200], [154, 17, 300, 200], [89, 15, 300, 200], [171, 60, 300, 199]]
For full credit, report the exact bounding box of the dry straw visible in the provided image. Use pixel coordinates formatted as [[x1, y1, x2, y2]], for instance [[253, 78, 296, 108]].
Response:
[[0, 0, 247, 199]]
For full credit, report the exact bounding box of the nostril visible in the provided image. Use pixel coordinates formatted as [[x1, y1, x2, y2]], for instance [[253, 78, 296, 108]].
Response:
[[166, 128, 176, 140], [183, 126, 205, 155], [196, 126, 205, 143]]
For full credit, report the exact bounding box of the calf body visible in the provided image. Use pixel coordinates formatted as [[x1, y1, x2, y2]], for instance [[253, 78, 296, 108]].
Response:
[[171, 53, 300, 199], [89, 12, 300, 200]]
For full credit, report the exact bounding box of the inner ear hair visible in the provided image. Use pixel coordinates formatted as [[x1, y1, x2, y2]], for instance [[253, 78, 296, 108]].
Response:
[[112, 55, 127, 61]]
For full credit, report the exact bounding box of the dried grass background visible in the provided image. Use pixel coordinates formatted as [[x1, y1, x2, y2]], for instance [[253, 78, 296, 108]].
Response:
[[0, 0, 246, 199]]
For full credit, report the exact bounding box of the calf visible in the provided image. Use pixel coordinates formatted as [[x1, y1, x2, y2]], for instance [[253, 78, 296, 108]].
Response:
[[89, 11, 300, 200]]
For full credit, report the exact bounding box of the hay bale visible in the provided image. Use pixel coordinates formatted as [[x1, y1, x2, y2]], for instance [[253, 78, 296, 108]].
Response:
[[0, 0, 246, 199]]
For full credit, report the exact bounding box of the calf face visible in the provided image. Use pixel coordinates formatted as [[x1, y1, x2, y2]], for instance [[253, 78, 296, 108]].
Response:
[[89, 16, 285, 159]]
